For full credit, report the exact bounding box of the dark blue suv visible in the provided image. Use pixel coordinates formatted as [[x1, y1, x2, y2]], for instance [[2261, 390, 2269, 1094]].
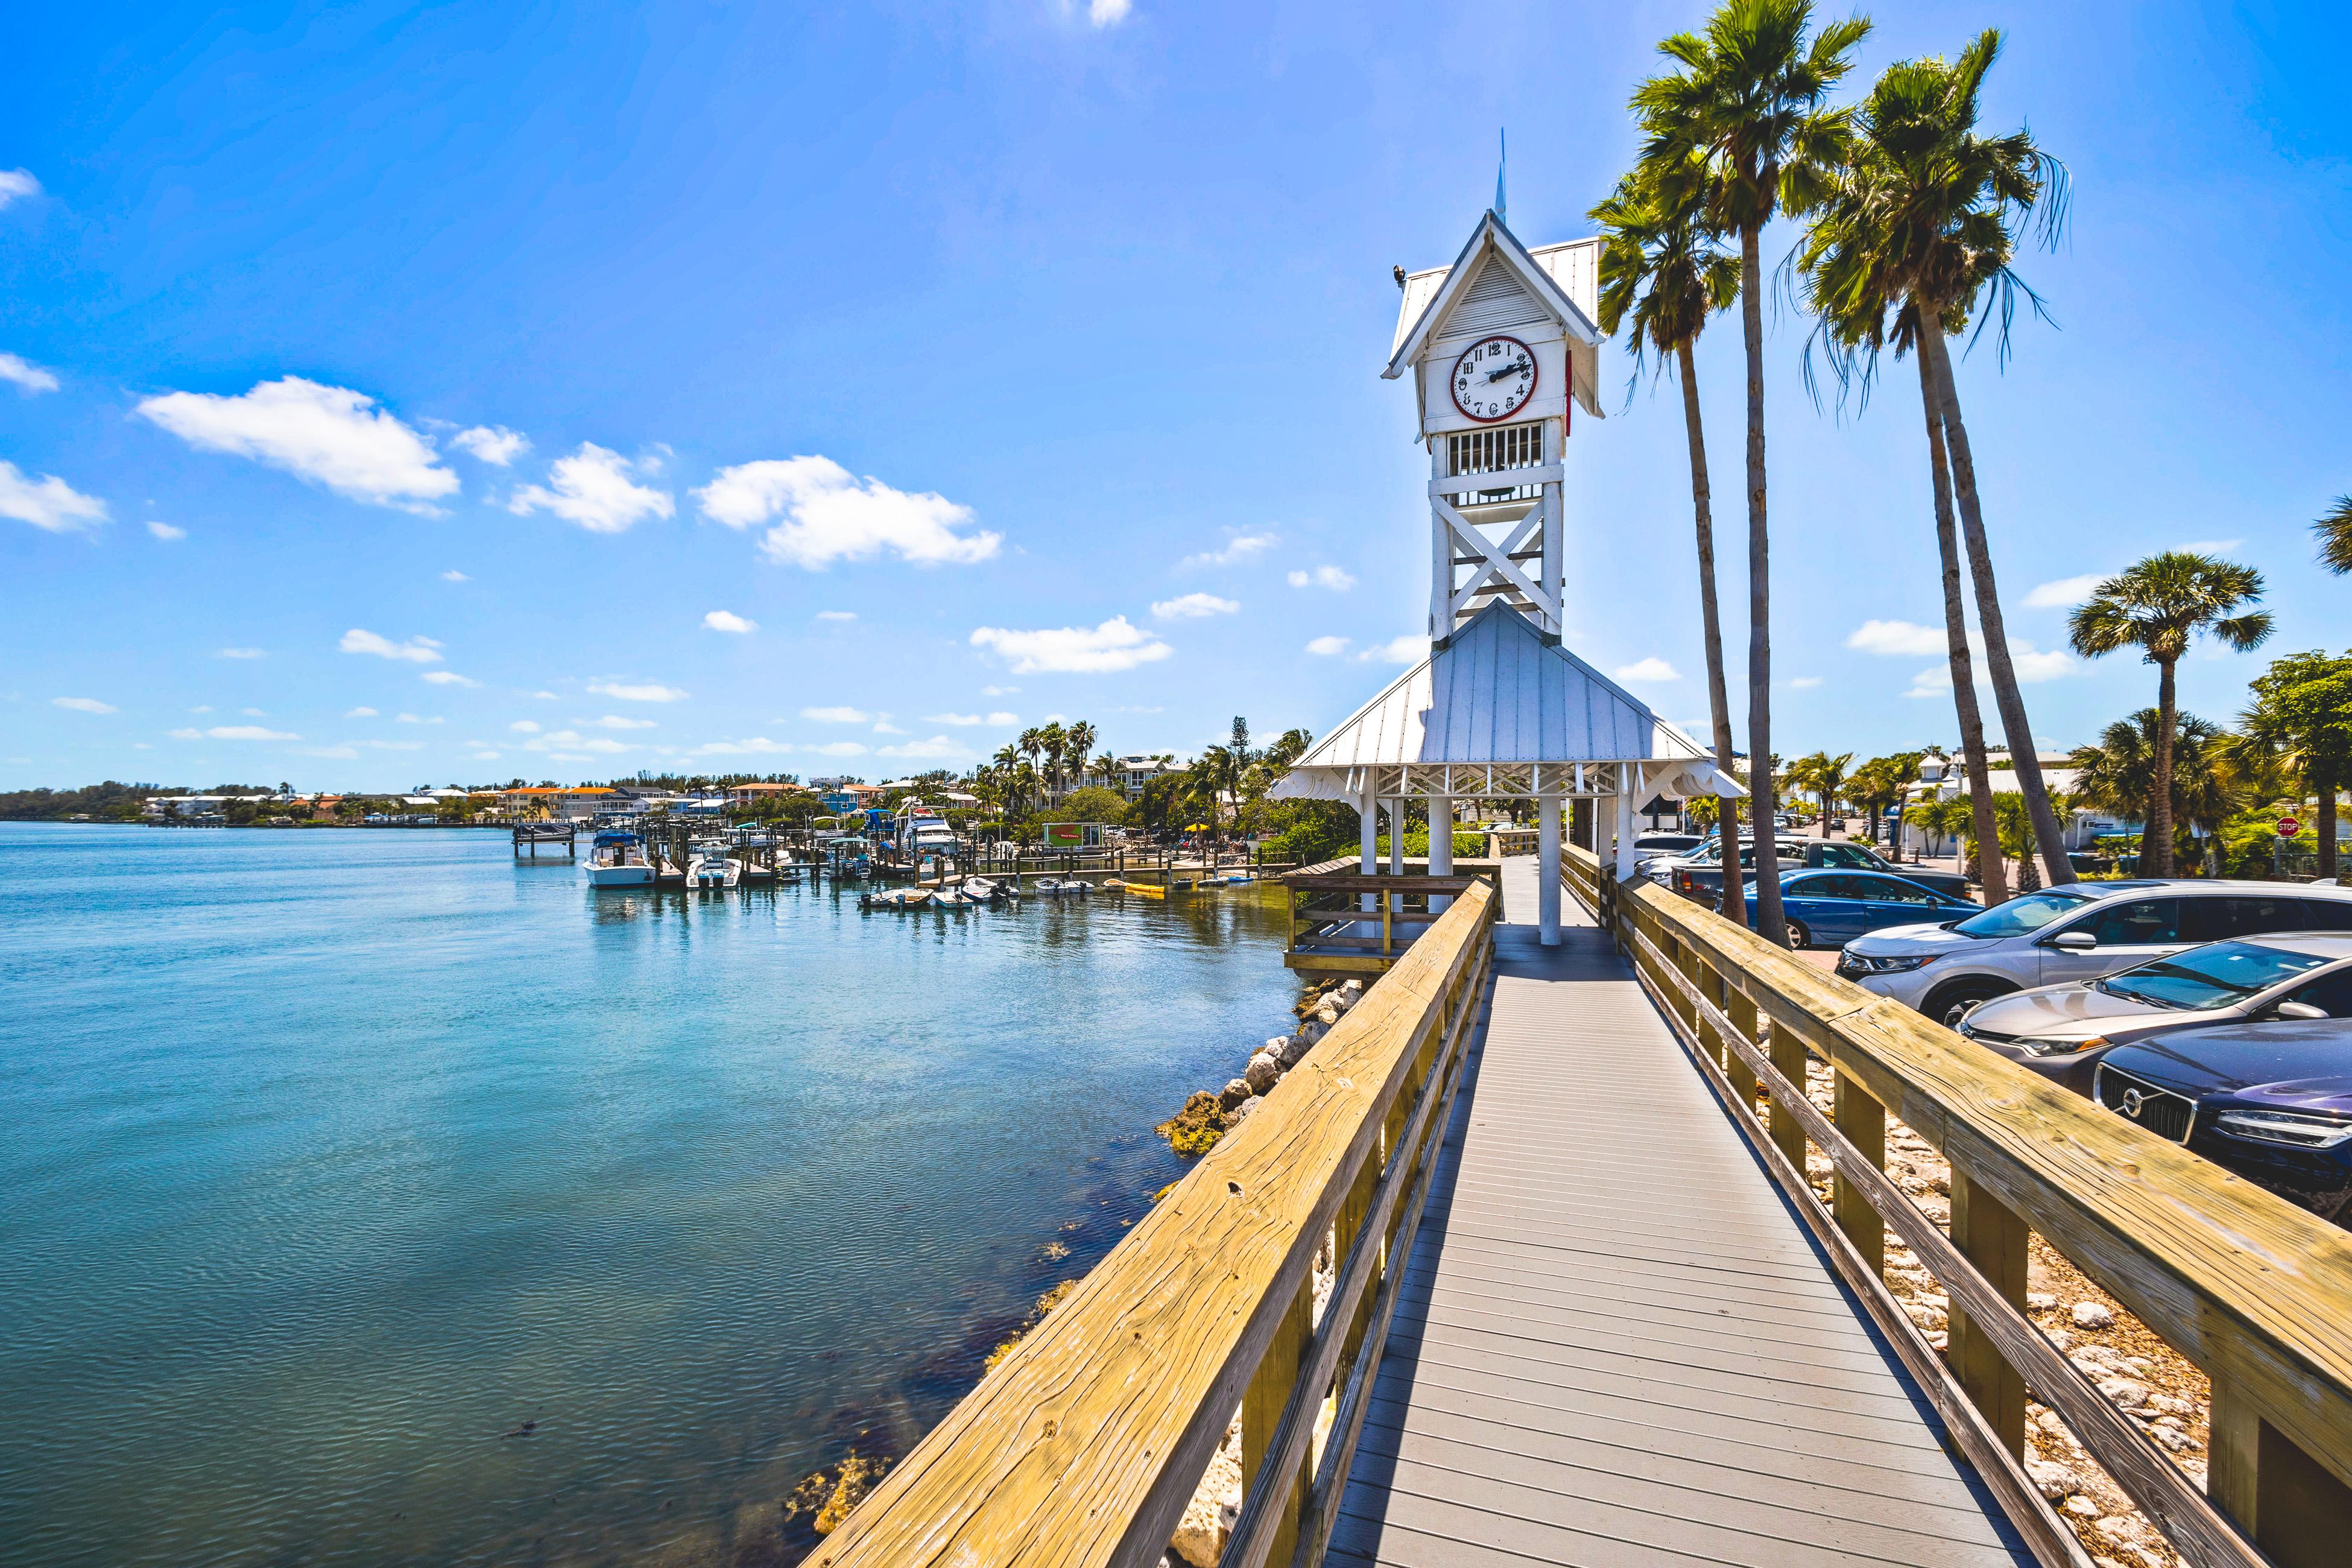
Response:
[[2092, 1020, 2352, 1225]]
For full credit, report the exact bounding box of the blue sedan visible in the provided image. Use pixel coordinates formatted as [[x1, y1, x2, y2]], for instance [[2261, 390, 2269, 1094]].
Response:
[[1746, 870, 1977, 950]]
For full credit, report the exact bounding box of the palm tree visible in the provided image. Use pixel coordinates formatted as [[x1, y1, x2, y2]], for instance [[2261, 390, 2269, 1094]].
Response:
[[1798, 30, 2075, 891], [1634, 0, 1870, 946], [1846, 753, 1918, 852], [2316, 496, 2352, 575], [1064, 721, 1098, 784], [1904, 794, 1976, 868], [1187, 745, 1242, 842], [1090, 750, 1118, 791], [2238, 650, 2352, 880], [1592, 157, 1745, 924], [2068, 552, 2272, 876], [1783, 750, 1853, 837], [2070, 710, 2244, 873]]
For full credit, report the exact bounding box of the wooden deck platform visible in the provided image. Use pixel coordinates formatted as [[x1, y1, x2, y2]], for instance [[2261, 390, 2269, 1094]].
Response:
[[1332, 858, 2034, 1568]]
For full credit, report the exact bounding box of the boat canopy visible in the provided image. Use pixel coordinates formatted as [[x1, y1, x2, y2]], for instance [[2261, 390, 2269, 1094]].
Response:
[[592, 831, 642, 845]]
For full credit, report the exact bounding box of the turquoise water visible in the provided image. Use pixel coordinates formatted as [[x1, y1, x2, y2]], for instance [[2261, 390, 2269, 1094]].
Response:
[[0, 824, 1292, 1566]]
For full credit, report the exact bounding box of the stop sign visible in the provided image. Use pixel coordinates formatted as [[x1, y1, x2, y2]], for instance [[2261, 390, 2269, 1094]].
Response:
[[2278, 817, 2301, 838]]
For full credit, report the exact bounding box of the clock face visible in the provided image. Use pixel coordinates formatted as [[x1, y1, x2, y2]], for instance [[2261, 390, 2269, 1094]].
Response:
[[1449, 335, 1537, 423]]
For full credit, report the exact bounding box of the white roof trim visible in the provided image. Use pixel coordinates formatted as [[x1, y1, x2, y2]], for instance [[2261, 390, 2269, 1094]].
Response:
[[1383, 211, 1601, 382]]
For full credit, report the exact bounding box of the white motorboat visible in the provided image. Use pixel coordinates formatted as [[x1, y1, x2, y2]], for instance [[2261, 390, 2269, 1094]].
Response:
[[957, 876, 1009, 905], [686, 841, 741, 888], [584, 831, 656, 888], [1033, 877, 1089, 897]]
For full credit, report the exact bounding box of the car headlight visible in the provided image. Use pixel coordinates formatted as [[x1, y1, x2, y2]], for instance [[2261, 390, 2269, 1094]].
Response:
[[2214, 1110, 2352, 1149], [2019, 1035, 2108, 1057], [1841, 953, 1936, 975]]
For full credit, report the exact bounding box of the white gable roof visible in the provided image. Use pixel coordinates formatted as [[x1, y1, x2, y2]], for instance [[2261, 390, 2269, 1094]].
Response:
[[1386, 212, 1605, 417]]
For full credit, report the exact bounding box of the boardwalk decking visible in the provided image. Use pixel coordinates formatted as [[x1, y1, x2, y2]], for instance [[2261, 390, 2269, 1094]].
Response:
[[1332, 859, 2033, 1568]]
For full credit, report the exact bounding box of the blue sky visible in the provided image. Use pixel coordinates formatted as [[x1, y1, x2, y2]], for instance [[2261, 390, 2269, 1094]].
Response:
[[4, 1, 2347, 791]]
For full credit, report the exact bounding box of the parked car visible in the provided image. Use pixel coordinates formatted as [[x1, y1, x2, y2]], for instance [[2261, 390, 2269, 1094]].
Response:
[[1672, 836, 1968, 902], [1955, 934, 2352, 1092], [1627, 832, 1709, 880], [1745, 870, 1977, 949], [1838, 880, 2352, 1028], [2089, 1020, 2352, 1224]]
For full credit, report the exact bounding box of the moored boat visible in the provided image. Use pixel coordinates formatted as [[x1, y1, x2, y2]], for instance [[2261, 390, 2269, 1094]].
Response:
[[583, 831, 656, 888], [686, 841, 741, 888]]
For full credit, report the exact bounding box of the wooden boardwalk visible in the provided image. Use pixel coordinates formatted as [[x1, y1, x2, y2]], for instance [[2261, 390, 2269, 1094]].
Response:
[[1331, 859, 2034, 1568]]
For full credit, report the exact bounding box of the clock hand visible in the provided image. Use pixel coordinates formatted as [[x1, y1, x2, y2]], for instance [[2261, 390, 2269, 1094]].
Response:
[[1485, 360, 1528, 383]]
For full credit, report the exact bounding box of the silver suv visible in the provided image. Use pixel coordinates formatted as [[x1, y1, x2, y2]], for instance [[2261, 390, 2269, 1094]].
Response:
[[1836, 880, 2352, 1028]]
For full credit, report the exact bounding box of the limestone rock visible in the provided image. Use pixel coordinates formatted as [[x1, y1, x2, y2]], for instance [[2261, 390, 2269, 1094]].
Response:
[[1169, 1420, 1244, 1568], [1218, 1078, 1252, 1110], [2024, 1458, 2079, 1502], [1314, 1003, 1341, 1027], [1277, 1032, 1313, 1068], [2063, 1494, 2102, 1520], [1245, 1052, 1282, 1093], [1227, 1097, 1260, 1127], [2072, 1301, 2114, 1330], [1295, 1019, 1328, 1048], [2096, 1377, 2152, 1411]]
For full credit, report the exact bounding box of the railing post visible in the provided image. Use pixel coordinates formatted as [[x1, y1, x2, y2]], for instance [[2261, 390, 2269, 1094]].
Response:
[[1831, 1070, 1885, 1274], [1765, 1015, 1807, 1178], [2209, 1361, 2352, 1568], [1241, 1271, 1314, 1564], [1717, 964, 1758, 1110], [1948, 1169, 2029, 1456]]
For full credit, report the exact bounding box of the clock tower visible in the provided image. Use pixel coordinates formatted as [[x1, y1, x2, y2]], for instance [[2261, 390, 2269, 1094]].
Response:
[[1384, 210, 1605, 646]]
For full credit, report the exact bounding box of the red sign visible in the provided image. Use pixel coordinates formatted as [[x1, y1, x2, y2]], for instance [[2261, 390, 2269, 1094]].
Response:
[[2278, 818, 2301, 838]]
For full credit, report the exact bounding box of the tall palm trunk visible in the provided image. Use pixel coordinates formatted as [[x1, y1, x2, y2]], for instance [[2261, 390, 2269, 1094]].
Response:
[[1920, 348, 2006, 903], [1676, 338, 1745, 928], [1919, 329, 2076, 886], [2149, 657, 2178, 877], [1739, 224, 1786, 945]]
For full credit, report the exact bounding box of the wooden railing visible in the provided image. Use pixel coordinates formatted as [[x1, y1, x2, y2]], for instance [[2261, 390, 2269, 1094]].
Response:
[[812, 879, 1497, 1567], [1565, 843, 2352, 1568], [1279, 859, 1499, 975]]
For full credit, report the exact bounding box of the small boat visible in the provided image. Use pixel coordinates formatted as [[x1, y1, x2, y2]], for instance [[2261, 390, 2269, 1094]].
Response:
[[1120, 880, 1168, 899], [861, 887, 933, 911], [1033, 877, 1090, 897], [583, 831, 655, 888], [957, 876, 1011, 905], [687, 842, 741, 888]]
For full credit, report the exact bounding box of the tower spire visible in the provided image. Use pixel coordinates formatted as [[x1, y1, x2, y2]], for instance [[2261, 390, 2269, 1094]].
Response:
[[1494, 128, 1507, 224]]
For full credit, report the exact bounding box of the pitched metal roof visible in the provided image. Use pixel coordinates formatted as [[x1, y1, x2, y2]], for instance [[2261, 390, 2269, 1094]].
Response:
[[1385, 212, 1603, 374], [1277, 602, 1722, 779]]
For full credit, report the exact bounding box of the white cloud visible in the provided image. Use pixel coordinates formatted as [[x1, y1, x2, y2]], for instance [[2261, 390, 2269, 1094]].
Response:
[[1182, 532, 1276, 567], [1087, 0, 1131, 24], [695, 736, 795, 756], [137, 377, 458, 513], [394, 713, 443, 724], [873, 721, 906, 734], [172, 724, 298, 741], [420, 670, 478, 687], [0, 352, 58, 394], [189, 706, 212, 714], [450, 425, 530, 466], [338, 628, 443, 663], [345, 706, 378, 718], [878, 735, 969, 760], [215, 647, 265, 660], [805, 740, 871, 757], [511, 721, 541, 733], [2024, 573, 2104, 609], [970, 616, 1173, 674], [2178, 538, 2245, 554], [1789, 675, 1823, 689], [587, 680, 686, 703], [1613, 657, 1680, 682], [703, 610, 756, 634], [696, 455, 999, 568], [1288, 566, 1355, 591], [1356, 635, 1424, 665], [816, 610, 857, 622], [923, 711, 1020, 726], [363, 739, 425, 751], [581, 715, 655, 730], [528, 690, 560, 700], [471, 750, 501, 761], [1152, 592, 1239, 620], [1847, 619, 1947, 657], [441, 569, 469, 582], [52, 696, 117, 713], [0, 169, 40, 209], [801, 705, 877, 723], [1305, 635, 1350, 656], [521, 729, 630, 754], [1904, 640, 2073, 697], [0, 460, 109, 533], [982, 684, 1018, 697], [240, 707, 267, 716], [147, 521, 186, 540], [508, 443, 672, 534], [292, 744, 359, 759]]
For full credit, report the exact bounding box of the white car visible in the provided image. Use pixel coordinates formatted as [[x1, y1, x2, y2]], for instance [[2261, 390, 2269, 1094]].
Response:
[[1836, 880, 2352, 1028]]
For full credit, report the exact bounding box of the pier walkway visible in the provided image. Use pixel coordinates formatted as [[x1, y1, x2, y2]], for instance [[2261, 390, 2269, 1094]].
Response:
[[1332, 857, 2031, 1568]]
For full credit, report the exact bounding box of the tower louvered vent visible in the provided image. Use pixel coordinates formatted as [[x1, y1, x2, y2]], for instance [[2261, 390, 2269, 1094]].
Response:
[[1445, 259, 1547, 338]]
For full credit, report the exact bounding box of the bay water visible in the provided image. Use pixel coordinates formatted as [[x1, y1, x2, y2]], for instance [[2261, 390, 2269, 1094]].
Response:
[[0, 823, 1292, 1566]]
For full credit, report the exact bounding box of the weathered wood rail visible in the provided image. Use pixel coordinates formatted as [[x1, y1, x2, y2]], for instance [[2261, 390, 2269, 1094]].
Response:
[[813, 879, 1497, 1567], [1566, 843, 2352, 1568], [1278, 859, 1500, 976]]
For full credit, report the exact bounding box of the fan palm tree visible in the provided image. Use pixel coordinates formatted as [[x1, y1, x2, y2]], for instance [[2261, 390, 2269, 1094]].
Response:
[[2070, 710, 2244, 872], [2316, 496, 2352, 575], [2237, 649, 2352, 880], [1187, 745, 1242, 842], [1904, 794, 1976, 868], [1633, 0, 1870, 946], [1090, 750, 1118, 791], [1064, 721, 1098, 783], [1798, 30, 2072, 893], [1783, 750, 1853, 837], [2068, 552, 2272, 875], [1592, 157, 1745, 924]]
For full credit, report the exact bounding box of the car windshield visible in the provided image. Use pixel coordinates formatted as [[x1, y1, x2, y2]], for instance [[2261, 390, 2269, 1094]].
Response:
[[1951, 890, 2096, 939], [2096, 941, 2330, 1011]]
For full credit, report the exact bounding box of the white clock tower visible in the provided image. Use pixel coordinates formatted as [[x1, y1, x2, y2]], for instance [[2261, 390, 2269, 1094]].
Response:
[[1383, 212, 1606, 646]]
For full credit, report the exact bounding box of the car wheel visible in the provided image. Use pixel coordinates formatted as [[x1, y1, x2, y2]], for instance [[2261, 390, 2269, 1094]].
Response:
[[1785, 920, 1812, 950], [1926, 979, 2014, 1030]]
